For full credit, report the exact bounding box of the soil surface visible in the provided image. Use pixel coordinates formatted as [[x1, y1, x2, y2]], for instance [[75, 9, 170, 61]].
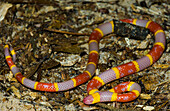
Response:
[[0, 0, 169, 111]]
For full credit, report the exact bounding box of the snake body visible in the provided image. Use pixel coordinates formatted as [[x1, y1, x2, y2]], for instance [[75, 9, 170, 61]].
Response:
[[4, 19, 166, 104]]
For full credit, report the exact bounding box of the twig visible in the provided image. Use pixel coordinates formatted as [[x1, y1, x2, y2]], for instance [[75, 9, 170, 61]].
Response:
[[44, 28, 90, 36], [154, 79, 170, 87]]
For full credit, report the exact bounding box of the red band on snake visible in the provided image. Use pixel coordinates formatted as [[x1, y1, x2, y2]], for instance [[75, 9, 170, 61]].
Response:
[[4, 19, 166, 104]]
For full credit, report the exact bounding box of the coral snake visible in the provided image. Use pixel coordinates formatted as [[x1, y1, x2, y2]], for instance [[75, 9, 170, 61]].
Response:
[[4, 19, 166, 104]]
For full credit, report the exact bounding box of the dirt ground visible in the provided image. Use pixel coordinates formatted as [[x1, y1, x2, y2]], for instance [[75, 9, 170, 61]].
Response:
[[0, 0, 169, 110]]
